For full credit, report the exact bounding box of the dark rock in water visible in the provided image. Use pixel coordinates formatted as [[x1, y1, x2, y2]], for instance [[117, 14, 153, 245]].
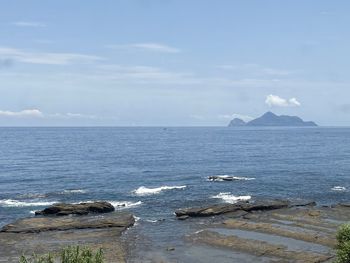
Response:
[[240, 200, 290, 212], [208, 176, 240, 181], [175, 199, 296, 218], [177, 215, 190, 220], [1, 212, 135, 233], [35, 201, 115, 216], [175, 203, 242, 218], [228, 118, 246, 127], [290, 200, 316, 207]]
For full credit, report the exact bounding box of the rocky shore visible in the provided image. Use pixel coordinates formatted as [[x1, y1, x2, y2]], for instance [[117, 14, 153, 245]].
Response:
[[0, 202, 135, 263], [1, 199, 349, 262], [175, 199, 347, 262]]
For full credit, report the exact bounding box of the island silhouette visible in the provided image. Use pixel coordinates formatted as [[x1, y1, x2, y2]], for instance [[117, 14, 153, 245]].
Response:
[[229, 111, 317, 127]]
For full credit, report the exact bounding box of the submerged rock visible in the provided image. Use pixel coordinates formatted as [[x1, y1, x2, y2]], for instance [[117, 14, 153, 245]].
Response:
[[35, 201, 115, 216]]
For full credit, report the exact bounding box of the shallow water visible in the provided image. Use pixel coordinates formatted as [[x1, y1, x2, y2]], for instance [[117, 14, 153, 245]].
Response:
[[210, 228, 330, 254]]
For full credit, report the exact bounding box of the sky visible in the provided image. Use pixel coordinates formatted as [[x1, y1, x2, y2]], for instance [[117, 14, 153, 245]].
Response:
[[0, 0, 350, 126]]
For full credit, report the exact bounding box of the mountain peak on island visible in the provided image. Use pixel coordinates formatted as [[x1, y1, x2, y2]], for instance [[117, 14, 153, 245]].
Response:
[[261, 111, 277, 117], [228, 112, 317, 127]]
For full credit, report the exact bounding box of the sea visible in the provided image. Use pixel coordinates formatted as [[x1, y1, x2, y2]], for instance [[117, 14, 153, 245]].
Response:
[[1, 127, 350, 260]]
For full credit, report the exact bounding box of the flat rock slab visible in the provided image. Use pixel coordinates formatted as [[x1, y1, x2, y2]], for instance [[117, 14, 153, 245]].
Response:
[[183, 205, 347, 262], [175, 199, 291, 218], [0, 212, 135, 263], [1, 212, 134, 233], [35, 201, 115, 216]]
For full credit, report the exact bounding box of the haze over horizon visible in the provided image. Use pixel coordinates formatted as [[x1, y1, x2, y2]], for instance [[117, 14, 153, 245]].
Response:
[[1, 0, 350, 126]]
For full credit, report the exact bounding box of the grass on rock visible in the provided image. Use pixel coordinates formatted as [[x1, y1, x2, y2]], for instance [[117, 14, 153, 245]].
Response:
[[19, 246, 104, 263]]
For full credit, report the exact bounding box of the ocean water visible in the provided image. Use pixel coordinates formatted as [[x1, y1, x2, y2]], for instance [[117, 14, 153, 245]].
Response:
[[1, 127, 350, 257]]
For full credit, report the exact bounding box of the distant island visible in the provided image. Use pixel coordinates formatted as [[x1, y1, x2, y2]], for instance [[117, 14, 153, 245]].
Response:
[[228, 112, 318, 127]]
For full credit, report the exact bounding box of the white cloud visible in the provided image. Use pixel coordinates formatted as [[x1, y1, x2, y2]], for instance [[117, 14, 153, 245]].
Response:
[[106, 43, 180, 53], [50, 113, 97, 119], [0, 47, 103, 65], [265, 94, 301, 107], [218, 114, 253, 122], [12, 21, 46, 27], [0, 109, 100, 120], [0, 109, 43, 117]]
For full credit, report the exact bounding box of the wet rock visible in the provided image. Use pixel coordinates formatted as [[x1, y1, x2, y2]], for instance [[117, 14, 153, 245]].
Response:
[[308, 210, 321, 217], [335, 203, 350, 208], [35, 201, 115, 216], [289, 200, 316, 207], [240, 199, 290, 212], [208, 176, 240, 181], [189, 230, 333, 262], [1, 212, 134, 233], [175, 199, 290, 218], [0, 212, 134, 262], [177, 215, 190, 220], [175, 203, 242, 217], [222, 219, 336, 247]]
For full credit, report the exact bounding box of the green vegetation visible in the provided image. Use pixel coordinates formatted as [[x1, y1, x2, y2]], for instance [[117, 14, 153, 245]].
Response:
[[19, 246, 104, 263], [335, 223, 350, 263]]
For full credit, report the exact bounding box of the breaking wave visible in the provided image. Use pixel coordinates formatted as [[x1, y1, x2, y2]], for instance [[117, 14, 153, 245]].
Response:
[[331, 186, 346, 192], [133, 185, 186, 196], [211, 192, 251, 204], [0, 199, 58, 207], [108, 201, 142, 209]]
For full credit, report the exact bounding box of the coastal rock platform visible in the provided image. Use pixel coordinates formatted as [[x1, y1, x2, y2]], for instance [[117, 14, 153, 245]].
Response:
[[175, 200, 349, 262], [175, 199, 315, 218], [0, 207, 135, 263]]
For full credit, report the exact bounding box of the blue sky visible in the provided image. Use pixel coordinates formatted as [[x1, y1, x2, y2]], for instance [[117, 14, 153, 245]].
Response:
[[0, 0, 349, 126]]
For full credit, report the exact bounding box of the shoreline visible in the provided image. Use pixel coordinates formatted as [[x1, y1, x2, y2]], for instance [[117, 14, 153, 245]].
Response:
[[0, 199, 346, 262]]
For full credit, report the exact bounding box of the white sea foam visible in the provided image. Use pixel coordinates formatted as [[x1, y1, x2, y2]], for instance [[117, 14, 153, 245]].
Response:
[[109, 201, 142, 209], [133, 185, 186, 196], [211, 192, 251, 204], [331, 186, 346, 192], [145, 219, 158, 223], [0, 199, 58, 207], [63, 189, 87, 194], [19, 193, 47, 199], [208, 175, 255, 181]]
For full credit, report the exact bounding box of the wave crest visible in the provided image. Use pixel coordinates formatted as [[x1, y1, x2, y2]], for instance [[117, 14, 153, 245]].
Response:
[[331, 186, 346, 192], [109, 200, 142, 208], [0, 199, 58, 207], [133, 185, 186, 196], [211, 192, 251, 204]]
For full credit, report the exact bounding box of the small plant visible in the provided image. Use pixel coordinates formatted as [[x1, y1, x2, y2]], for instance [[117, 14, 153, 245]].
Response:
[[19, 253, 54, 263], [335, 223, 350, 263], [19, 246, 104, 263]]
